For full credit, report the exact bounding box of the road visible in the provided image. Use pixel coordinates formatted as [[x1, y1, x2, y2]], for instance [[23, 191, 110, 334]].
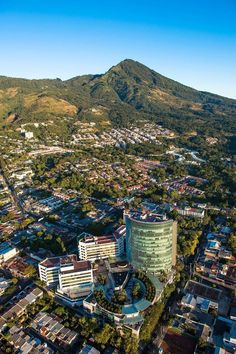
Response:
[[0, 159, 25, 217]]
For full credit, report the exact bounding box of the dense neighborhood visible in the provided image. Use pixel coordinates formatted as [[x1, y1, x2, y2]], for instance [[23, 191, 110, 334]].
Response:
[[0, 115, 235, 354]]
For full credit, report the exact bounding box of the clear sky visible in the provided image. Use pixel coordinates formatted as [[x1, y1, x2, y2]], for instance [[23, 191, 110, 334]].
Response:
[[0, 0, 235, 98]]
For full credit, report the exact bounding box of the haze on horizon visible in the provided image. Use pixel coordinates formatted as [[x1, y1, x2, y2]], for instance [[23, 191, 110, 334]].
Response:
[[0, 0, 235, 99]]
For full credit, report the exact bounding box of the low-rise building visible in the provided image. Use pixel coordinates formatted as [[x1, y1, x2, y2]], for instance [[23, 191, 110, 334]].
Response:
[[79, 344, 100, 354], [31, 312, 78, 348], [223, 322, 236, 350], [9, 325, 54, 354], [184, 280, 221, 312], [0, 242, 18, 263], [174, 206, 205, 219], [181, 293, 197, 309], [0, 277, 11, 296], [0, 287, 43, 331], [212, 317, 236, 352]]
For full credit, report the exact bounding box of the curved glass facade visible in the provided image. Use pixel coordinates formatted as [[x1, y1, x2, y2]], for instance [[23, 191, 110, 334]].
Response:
[[125, 214, 177, 274]]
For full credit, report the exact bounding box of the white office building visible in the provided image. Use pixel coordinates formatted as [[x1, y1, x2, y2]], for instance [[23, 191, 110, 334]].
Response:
[[38, 256, 61, 287], [38, 255, 93, 302], [78, 232, 124, 262]]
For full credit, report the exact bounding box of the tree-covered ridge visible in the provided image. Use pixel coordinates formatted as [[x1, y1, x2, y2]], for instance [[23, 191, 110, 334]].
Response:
[[0, 59, 235, 135]]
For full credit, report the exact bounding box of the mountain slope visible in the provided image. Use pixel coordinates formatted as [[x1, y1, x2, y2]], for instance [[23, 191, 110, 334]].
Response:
[[0, 59, 235, 134]]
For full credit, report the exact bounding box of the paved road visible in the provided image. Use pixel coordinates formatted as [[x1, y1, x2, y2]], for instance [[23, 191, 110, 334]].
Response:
[[0, 159, 25, 217]]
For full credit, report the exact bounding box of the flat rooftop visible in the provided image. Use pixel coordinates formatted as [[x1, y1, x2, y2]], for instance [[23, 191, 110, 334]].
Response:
[[185, 280, 222, 302], [61, 260, 91, 274], [40, 254, 77, 268], [79, 233, 119, 245], [0, 242, 15, 254], [125, 210, 169, 223]]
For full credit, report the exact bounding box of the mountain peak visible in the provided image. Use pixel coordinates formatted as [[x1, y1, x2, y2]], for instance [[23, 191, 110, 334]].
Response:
[[109, 58, 153, 73], [105, 58, 160, 88]]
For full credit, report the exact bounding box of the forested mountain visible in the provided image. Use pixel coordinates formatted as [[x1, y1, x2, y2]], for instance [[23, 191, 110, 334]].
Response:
[[0, 59, 235, 134]]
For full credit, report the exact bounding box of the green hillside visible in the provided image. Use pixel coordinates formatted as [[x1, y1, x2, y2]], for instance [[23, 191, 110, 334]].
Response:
[[0, 59, 235, 135]]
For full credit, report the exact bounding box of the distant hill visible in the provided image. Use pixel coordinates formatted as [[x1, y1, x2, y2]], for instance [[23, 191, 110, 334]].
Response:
[[0, 59, 235, 135]]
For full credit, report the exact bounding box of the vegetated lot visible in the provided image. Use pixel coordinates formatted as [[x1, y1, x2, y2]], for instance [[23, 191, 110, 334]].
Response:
[[161, 328, 197, 354]]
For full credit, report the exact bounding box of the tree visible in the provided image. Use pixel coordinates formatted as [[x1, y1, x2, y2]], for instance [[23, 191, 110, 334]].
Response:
[[97, 274, 106, 285], [159, 270, 168, 283], [94, 324, 113, 345], [110, 331, 122, 349], [55, 306, 66, 317], [23, 264, 37, 277], [123, 334, 138, 354], [228, 233, 236, 255], [132, 282, 141, 298], [197, 337, 207, 350], [11, 277, 18, 285], [140, 302, 165, 341], [113, 289, 127, 304]]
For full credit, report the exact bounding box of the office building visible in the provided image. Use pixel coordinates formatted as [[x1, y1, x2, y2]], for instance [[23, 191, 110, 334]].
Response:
[[78, 232, 124, 261], [38, 256, 61, 287], [38, 255, 93, 300], [59, 257, 93, 291], [125, 210, 177, 274]]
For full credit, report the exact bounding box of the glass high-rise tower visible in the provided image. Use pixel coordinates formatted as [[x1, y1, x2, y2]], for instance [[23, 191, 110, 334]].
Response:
[[125, 211, 177, 274]]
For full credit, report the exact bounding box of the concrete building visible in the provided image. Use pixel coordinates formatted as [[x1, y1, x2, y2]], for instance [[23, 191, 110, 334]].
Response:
[[125, 210, 177, 274], [0, 242, 18, 263], [38, 256, 61, 287], [39, 255, 93, 302], [59, 257, 93, 291], [0, 277, 11, 296], [31, 312, 78, 348], [174, 206, 205, 219], [223, 322, 236, 349], [79, 344, 100, 354], [78, 232, 124, 261], [0, 287, 43, 331], [181, 293, 197, 309]]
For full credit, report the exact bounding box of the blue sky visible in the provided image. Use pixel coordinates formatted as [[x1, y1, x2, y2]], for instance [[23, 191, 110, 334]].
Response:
[[0, 0, 235, 98]]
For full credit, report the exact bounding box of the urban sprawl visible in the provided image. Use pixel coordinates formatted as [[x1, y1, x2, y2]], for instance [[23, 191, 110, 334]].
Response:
[[0, 121, 235, 354]]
